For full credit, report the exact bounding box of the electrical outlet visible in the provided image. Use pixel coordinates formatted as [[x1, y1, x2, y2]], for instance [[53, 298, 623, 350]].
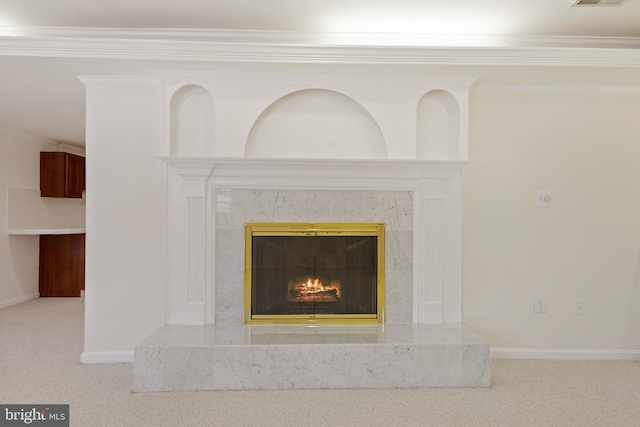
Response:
[[574, 299, 585, 315], [536, 191, 552, 208], [534, 297, 547, 314]]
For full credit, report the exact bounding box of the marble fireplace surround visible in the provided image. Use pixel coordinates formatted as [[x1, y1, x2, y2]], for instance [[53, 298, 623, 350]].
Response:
[[132, 156, 491, 392], [162, 157, 468, 327]]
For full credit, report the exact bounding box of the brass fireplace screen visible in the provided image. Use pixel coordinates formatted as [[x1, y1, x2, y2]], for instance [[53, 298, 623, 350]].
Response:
[[244, 222, 385, 324]]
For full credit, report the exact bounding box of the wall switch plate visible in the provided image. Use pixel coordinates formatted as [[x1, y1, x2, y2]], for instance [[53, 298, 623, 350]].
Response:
[[574, 299, 585, 315], [534, 297, 547, 313], [536, 191, 552, 207]]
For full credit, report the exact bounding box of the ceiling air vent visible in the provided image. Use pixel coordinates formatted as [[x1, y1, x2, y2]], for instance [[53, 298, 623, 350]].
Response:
[[572, 0, 627, 6]]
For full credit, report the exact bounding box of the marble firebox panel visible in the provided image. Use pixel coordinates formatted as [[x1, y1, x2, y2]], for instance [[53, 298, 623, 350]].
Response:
[[214, 189, 413, 324]]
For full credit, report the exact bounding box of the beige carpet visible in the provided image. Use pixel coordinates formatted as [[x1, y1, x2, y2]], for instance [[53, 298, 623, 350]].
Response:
[[1, 298, 639, 427]]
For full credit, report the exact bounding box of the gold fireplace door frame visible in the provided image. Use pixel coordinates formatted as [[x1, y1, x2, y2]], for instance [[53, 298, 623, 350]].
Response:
[[244, 222, 385, 324]]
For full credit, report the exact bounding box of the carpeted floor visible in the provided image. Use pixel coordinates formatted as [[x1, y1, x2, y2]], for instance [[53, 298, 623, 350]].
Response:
[[1, 298, 639, 426]]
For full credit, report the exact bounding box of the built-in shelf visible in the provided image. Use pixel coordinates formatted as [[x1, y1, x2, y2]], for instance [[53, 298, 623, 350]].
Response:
[[8, 228, 86, 235]]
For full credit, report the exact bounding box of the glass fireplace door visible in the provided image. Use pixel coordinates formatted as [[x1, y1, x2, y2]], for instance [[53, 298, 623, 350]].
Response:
[[245, 223, 385, 324]]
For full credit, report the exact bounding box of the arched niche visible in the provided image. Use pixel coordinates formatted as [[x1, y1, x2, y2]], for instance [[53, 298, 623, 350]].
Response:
[[417, 90, 460, 160], [170, 85, 215, 156], [245, 89, 387, 159]]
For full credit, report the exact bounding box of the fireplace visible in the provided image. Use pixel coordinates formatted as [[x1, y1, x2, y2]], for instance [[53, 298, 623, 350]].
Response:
[[162, 158, 463, 326], [244, 222, 385, 324]]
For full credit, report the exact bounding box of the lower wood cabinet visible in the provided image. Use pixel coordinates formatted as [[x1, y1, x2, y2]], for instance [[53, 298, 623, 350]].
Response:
[[39, 234, 85, 297]]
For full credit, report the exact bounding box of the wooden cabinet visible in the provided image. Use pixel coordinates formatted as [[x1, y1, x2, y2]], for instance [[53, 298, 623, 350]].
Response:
[[40, 152, 85, 198], [39, 234, 85, 297]]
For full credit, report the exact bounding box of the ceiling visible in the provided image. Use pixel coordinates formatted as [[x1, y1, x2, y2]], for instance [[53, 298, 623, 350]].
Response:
[[1, 0, 640, 146], [2, 0, 640, 37]]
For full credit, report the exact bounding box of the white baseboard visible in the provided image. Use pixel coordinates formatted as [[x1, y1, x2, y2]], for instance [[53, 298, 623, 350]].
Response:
[[491, 348, 640, 361], [0, 292, 39, 309], [81, 351, 134, 364]]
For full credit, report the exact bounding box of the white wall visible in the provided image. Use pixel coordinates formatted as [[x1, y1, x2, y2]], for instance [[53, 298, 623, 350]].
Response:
[[0, 128, 56, 307], [82, 78, 167, 359], [8, 188, 85, 231], [464, 89, 640, 351]]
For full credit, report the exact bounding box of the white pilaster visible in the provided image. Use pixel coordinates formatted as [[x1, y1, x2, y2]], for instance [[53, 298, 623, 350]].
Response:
[[413, 165, 464, 324], [166, 160, 213, 325], [442, 171, 463, 323]]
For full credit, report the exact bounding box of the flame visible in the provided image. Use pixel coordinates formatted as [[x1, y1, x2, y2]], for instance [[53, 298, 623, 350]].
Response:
[[289, 277, 341, 301]]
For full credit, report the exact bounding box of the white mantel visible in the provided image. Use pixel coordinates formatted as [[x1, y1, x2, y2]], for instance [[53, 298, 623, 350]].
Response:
[[162, 156, 467, 326]]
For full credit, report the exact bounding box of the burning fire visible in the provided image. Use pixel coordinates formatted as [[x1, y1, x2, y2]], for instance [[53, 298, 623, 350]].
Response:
[[301, 278, 341, 298], [289, 277, 341, 302]]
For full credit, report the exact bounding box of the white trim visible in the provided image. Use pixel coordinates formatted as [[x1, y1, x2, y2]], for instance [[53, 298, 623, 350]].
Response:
[[2, 27, 640, 49], [491, 348, 640, 361], [153, 71, 479, 91], [56, 142, 86, 157], [159, 157, 468, 191], [77, 75, 160, 85], [1, 28, 640, 67], [473, 83, 640, 96], [9, 228, 86, 235], [0, 293, 39, 309], [80, 351, 134, 364], [0, 125, 58, 146]]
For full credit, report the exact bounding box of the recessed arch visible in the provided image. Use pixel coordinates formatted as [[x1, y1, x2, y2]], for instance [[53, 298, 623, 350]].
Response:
[[417, 90, 460, 160], [245, 89, 387, 159], [170, 84, 215, 156]]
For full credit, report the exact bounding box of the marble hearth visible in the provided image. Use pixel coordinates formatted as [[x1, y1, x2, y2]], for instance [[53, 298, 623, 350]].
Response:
[[133, 158, 490, 391], [134, 324, 489, 391]]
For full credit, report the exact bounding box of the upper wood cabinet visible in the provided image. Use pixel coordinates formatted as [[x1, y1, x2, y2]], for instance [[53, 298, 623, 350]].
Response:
[[40, 152, 85, 198]]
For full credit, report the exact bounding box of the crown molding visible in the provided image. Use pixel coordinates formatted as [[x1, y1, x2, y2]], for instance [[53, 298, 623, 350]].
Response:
[[1, 27, 640, 67], [0, 124, 58, 146], [2, 27, 640, 49], [473, 83, 640, 96]]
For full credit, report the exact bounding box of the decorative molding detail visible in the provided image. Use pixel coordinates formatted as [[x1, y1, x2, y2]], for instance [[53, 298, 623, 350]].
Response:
[[0, 125, 58, 146], [491, 348, 640, 361], [421, 182, 446, 200], [1, 28, 640, 67], [3, 27, 640, 49], [56, 142, 86, 157], [159, 157, 468, 190], [442, 172, 462, 323], [165, 160, 211, 325], [473, 83, 640, 96], [187, 198, 206, 303], [2, 27, 640, 49], [80, 351, 134, 364], [164, 159, 213, 198], [153, 71, 479, 92], [425, 200, 444, 303], [0, 293, 39, 310], [77, 76, 160, 86]]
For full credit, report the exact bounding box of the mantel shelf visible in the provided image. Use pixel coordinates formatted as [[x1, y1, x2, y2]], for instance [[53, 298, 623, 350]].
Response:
[[158, 156, 471, 192]]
